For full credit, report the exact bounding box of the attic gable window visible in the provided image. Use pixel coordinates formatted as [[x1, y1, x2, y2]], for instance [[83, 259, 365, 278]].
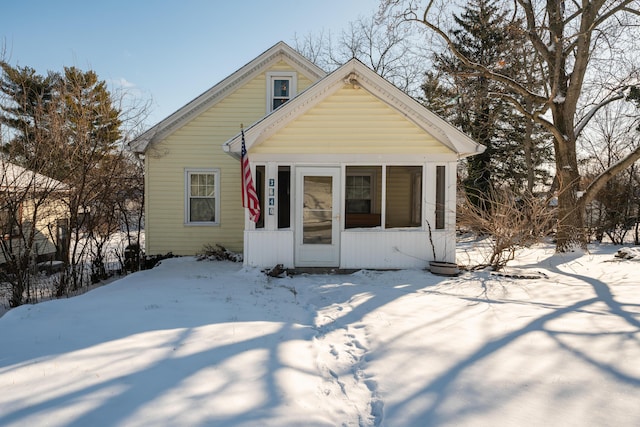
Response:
[[267, 72, 297, 113]]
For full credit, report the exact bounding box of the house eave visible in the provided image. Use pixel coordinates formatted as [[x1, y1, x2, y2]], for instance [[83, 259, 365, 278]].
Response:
[[129, 41, 326, 154], [223, 59, 485, 158]]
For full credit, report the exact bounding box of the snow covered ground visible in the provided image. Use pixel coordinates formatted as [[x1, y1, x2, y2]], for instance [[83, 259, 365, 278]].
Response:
[[0, 242, 639, 426]]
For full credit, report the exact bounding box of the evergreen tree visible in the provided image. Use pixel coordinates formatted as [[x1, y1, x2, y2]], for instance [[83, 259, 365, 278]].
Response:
[[58, 66, 122, 180], [0, 62, 130, 296], [437, 0, 508, 208], [387, 0, 640, 251], [0, 64, 122, 181], [423, 0, 551, 200], [0, 62, 61, 172]]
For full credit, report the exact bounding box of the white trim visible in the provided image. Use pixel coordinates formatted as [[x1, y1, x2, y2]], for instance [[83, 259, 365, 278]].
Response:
[[294, 166, 341, 267], [249, 153, 458, 163], [131, 41, 325, 153], [276, 163, 294, 231], [266, 71, 297, 113], [381, 166, 387, 230], [435, 164, 447, 230], [345, 167, 379, 214], [224, 59, 486, 158], [184, 168, 220, 226]]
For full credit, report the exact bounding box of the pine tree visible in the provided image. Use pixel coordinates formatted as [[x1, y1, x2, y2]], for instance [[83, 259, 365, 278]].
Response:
[[0, 62, 128, 297], [58, 66, 122, 180], [390, 0, 640, 251], [440, 0, 507, 208], [0, 62, 61, 172], [423, 0, 551, 201]]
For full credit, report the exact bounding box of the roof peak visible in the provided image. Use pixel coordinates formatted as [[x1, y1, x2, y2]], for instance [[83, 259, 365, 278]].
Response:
[[130, 41, 326, 154]]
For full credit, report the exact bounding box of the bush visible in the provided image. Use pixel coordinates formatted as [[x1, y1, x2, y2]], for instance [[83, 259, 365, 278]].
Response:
[[458, 188, 555, 270], [197, 244, 242, 262]]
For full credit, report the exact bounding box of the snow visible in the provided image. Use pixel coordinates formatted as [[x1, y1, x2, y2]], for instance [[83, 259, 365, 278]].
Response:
[[1, 243, 639, 426], [616, 246, 640, 259]]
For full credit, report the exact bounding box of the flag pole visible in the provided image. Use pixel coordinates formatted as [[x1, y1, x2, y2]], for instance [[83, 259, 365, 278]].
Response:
[[240, 124, 260, 223]]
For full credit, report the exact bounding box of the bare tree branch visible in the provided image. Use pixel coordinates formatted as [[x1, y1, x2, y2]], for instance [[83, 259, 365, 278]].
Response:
[[575, 90, 627, 138], [583, 143, 640, 205], [404, 10, 549, 105]]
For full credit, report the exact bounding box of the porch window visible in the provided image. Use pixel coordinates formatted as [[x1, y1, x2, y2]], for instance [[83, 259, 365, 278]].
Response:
[[278, 166, 291, 229], [345, 166, 381, 228], [255, 166, 265, 229], [386, 166, 422, 228], [346, 175, 371, 213], [435, 165, 446, 229], [185, 169, 219, 224], [267, 72, 297, 113]]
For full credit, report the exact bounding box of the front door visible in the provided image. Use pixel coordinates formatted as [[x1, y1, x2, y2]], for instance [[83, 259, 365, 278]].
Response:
[[295, 167, 341, 267]]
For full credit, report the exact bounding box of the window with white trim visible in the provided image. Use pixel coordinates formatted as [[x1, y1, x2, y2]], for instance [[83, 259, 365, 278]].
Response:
[[266, 72, 297, 112], [185, 169, 219, 224], [345, 166, 381, 229], [386, 166, 423, 228], [435, 165, 446, 229]]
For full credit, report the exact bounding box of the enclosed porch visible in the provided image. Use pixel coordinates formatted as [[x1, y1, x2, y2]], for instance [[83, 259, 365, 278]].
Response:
[[243, 161, 457, 269]]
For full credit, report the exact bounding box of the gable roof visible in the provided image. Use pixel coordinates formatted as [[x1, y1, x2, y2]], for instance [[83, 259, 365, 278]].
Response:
[[129, 41, 326, 154], [223, 58, 485, 159], [0, 160, 67, 192]]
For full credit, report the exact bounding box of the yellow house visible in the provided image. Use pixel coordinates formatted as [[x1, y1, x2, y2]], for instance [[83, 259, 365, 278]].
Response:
[[131, 42, 484, 269], [0, 161, 68, 266]]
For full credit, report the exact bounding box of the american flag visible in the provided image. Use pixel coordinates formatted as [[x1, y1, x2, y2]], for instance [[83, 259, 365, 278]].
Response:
[[241, 129, 260, 223]]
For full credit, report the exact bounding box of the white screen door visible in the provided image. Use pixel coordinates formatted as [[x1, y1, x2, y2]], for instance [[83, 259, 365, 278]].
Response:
[[295, 167, 340, 267]]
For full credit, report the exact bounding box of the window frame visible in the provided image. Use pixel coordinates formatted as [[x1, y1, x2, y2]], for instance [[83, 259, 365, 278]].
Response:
[[385, 165, 423, 229], [435, 165, 446, 230], [345, 170, 377, 214], [277, 165, 292, 229], [255, 165, 265, 229], [0, 203, 22, 239], [184, 168, 220, 226], [266, 72, 297, 113]]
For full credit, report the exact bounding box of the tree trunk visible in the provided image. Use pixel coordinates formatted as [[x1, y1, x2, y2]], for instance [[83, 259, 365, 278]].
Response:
[[552, 101, 587, 251], [555, 165, 586, 251]]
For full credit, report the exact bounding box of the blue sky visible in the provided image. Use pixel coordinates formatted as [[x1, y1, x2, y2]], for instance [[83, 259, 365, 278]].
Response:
[[1, 0, 379, 128]]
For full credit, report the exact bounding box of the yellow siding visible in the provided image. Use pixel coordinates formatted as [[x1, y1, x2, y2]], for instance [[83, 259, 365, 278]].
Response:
[[0, 195, 67, 265], [145, 61, 316, 256], [254, 86, 453, 155], [385, 167, 420, 227]]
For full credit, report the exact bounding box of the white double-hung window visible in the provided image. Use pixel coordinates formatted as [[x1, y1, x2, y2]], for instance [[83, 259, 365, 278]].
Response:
[[185, 168, 219, 225], [267, 72, 297, 113]]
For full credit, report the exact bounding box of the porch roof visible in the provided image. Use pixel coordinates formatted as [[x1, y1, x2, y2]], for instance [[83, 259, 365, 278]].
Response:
[[223, 58, 485, 160]]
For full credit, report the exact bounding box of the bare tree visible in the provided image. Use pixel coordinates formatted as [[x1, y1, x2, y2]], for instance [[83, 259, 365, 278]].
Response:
[[382, 0, 640, 251], [113, 152, 144, 272], [457, 187, 556, 270], [581, 100, 640, 243], [0, 62, 69, 306], [0, 61, 148, 305], [295, 14, 428, 96], [0, 159, 67, 306]]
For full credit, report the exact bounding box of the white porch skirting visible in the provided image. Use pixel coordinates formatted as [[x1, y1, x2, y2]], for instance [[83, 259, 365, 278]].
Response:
[[244, 230, 294, 268], [244, 229, 455, 270], [340, 229, 455, 269]]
